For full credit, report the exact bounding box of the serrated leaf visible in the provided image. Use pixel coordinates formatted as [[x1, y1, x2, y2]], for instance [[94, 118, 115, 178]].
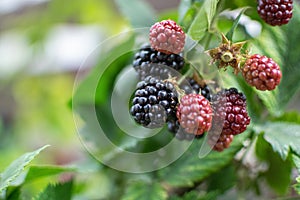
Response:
[[0, 145, 49, 193], [25, 165, 76, 183], [255, 135, 292, 195], [294, 176, 300, 195], [121, 181, 167, 200], [292, 154, 300, 174], [115, 0, 157, 28], [225, 8, 247, 41], [254, 122, 300, 160], [188, 0, 220, 41], [158, 132, 248, 187], [34, 180, 73, 200]]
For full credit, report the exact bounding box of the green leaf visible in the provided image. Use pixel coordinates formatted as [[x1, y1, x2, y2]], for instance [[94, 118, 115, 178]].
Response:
[[34, 180, 73, 200], [188, 0, 220, 41], [169, 191, 219, 200], [121, 181, 167, 200], [225, 8, 247, 41], [5, 186, 21, 200], [255, 89, 281, 116], [115, 0, 157, 28], [255, 135, 292, 195], [206, 164, 236, 194], [158, 132, 248, 187], [0, 145, 49, 193], [254, 122, 300, 160], [72, 34, 135, 106], [178, 0, 193, 24], [292, 154, 300, 173], [25, 165, 76, 183], [294, 176, 300, 195], [272, 111, 300, 124]]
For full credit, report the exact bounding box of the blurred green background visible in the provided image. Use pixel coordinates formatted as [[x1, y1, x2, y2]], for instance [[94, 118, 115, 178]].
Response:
[[0, 0, 180, 198]]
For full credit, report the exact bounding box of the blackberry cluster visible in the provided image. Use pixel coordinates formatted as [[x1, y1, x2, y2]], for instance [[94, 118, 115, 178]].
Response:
[[208, 88, 250, 151], [242, 54, 282, 91], [130, 76, 178, 129], [257, 0, 293, 26], [149, 19, 185, 54], [133, 44, 185, 80]]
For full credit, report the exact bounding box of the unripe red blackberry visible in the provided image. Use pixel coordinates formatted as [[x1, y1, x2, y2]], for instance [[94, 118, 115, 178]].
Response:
[[133, 44, 185, 80], [149, 19, 185, 54], [242, 54, 282, 91], [176, 94, 213, 135], [212, 88, 250, 136], [257, 0, 293, 26], [130, 76, 178, 128], [208, 132, 234, 152]]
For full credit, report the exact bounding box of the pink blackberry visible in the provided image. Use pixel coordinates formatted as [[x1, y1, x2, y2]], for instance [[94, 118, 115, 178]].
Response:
[[149, 19, 185, 54], [257, 0, 293, 26], [176, 94, 213, 135], [242, 54, 282, 91]]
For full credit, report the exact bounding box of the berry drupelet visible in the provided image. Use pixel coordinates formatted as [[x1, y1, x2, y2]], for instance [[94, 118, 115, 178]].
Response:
[[149, 19, 185, 54], [130, 76, 178, 129]]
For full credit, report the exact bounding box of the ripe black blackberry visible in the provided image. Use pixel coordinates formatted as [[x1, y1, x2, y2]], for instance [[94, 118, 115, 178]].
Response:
[[180, 77, 212, 101], [167, 119, 204, 141], [133, 44, 185, 80], [211, 88, 250, 136], [257, 0, 293, 26], [130, 76, 178, 128]]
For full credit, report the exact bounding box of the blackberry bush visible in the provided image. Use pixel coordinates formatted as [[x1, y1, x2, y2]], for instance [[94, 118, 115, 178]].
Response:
[[72, 0, 300, 199]]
